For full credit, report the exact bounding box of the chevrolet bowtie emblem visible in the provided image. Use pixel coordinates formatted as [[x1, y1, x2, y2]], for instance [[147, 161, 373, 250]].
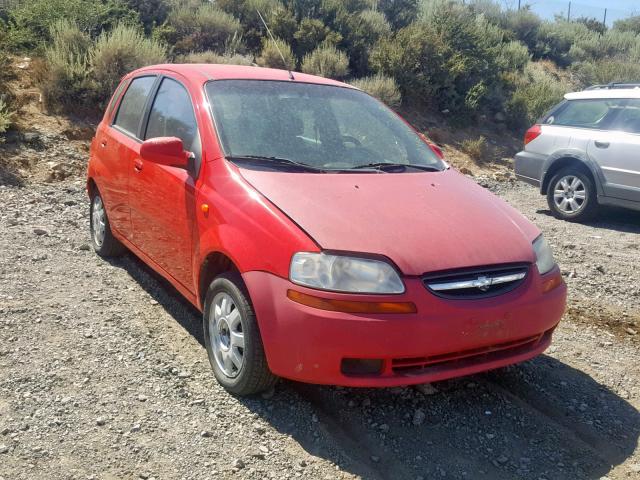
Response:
[[473, 276, 492, 291]]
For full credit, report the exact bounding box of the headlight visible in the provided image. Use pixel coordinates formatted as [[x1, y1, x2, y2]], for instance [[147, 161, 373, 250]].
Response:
[[289, 252, 405, 294], [533, 235, 556, 275]]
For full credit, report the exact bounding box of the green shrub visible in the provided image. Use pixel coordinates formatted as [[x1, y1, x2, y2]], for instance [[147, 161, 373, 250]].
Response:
[[372, 6, 503, 117], [256, 37, 295, 69], [358, 9, 392, 39], [569, 29, 640, 63], [301, 44, 349, 79], [350, 74, 401, 107], [41, 21, 166, 113], [293, 18, 341, 58], [496, 40, 530, 71], [5, 0, 138, 51], [501, 8, 542, 51], [576, 16, 606, 35], [180, 50, 253, 65], [40, 20, 93, 111], [534, 20, 594, 66], [506, 61, 573, 129], [613, 15, 640, 35], [91, 23, 166, 106], [572, 59, 640, 88], [124, 0, 170, 33], [216, 0, 294, 53], [378, 0, 418, 29], [154, 4, 241, 56]]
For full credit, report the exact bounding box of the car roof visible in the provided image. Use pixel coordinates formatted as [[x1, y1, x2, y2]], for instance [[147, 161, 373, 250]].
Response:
[[131, 63, 355, 89], [565, 88, 640, 100]]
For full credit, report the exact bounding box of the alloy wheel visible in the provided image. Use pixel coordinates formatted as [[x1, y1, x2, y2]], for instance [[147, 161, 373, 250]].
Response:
[[92, 195, 106, 247], [553, 175, 587, 214], [209, 292, 245, 378]]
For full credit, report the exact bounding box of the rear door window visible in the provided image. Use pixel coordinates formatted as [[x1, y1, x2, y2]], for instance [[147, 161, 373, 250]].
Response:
[[546, 99, 624, 129], [113, 76, 156, 137], [610, 99, 640, 134]]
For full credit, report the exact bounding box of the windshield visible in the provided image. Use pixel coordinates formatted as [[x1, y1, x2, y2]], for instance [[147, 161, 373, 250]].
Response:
[[206, 80, 444, 173]]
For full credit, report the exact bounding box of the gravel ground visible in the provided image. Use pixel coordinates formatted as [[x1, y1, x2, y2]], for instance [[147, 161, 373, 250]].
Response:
[[1, 178, 639, 480]]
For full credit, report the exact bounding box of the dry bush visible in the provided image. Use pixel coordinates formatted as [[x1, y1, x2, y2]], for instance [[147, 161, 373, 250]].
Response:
[[301, 44, 349, 79], [0, 99, 14, 134], [40, 21, 166, 113], [91, 23, 166, 106], [256, 37, 295, 70], [40, 20, 93, 111], [180, 50, 253, 65], [350, 74, 401, 107], [461, 136, 489, 163]]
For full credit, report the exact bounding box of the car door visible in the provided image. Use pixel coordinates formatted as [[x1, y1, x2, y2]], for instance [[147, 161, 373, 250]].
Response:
[[128, 75, 201, 290], [588, 98, 640, 202], [99, 75, 157, 238]]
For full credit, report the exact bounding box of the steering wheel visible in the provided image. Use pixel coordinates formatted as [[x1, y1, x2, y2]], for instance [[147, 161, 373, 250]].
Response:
[[341, 135, 362, 147]]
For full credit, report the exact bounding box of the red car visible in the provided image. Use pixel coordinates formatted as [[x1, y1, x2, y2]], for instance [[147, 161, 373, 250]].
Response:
[[87, 64, 566, 395]]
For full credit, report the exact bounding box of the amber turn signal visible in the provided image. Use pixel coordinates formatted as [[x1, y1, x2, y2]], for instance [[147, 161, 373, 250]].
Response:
[[542, 272, 563, 293], [287, 289, 417, 314], [201, 204, 209, 214]]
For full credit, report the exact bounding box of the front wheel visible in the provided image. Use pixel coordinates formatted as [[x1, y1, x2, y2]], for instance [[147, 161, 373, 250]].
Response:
[[203, 272, 277, 396], [546, 168, 598, 222]]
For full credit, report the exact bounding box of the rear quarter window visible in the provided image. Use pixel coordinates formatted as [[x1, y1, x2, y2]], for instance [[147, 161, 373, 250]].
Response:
[[113, 76, 156, 137], [545, 99, 624, 129]]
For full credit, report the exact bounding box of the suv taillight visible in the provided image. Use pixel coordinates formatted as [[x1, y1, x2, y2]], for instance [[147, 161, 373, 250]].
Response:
[[524, 124, 542, 146]]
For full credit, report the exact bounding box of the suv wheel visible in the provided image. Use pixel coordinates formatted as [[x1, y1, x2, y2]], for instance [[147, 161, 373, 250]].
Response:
[[90, 191, 125, 257], [546, 168, 598, 222], [203, 272, 277, 396]]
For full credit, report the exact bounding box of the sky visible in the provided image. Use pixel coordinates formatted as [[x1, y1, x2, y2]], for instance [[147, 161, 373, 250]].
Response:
[[515, 0, 639, 26]]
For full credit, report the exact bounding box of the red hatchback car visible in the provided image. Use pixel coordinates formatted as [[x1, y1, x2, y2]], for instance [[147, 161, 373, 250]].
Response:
[[87, 64, 567, 395]]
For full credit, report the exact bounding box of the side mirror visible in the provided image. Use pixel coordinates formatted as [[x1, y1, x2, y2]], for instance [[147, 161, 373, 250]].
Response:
[[140, 137, 190, 168]]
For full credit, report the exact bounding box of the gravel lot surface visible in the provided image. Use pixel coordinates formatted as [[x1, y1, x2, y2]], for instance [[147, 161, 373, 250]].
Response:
[[1, 178, 639, 480]]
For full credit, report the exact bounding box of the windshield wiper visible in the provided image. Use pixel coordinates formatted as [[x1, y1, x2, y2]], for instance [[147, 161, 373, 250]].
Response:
[[227, 155, 328, 173], [352, 162, 442, 172]]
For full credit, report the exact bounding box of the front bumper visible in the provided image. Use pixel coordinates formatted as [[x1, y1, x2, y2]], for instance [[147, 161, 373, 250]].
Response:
[[242, 269, 566, 387]]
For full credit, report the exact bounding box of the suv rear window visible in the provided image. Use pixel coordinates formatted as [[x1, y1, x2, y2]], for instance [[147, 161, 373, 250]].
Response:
[[114, 76, 156, 136], [545, 99, 624, 129]]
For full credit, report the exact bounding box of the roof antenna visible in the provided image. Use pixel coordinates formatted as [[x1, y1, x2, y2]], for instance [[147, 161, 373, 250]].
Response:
[[256, 9, 294, 80]]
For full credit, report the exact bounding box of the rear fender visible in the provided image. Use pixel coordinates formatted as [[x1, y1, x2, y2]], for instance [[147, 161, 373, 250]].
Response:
[[540, 149, 604, 195]]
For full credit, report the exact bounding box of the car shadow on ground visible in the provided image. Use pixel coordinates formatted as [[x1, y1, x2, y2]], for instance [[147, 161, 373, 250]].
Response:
[[109, 252, 640, 480], [536, 206, 640, 234]]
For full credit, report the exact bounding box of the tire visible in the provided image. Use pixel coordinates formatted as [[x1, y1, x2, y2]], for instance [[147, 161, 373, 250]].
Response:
[[546, 167, 598, 222], [203, 271, 277, 396], [90, 190, 125, 257]]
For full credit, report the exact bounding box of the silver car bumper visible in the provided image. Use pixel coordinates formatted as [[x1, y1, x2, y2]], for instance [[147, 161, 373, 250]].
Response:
[[514, 151, 546, 187]]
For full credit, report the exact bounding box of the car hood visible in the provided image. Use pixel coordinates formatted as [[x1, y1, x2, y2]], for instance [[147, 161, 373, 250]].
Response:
[[239, 168, 540, 275]]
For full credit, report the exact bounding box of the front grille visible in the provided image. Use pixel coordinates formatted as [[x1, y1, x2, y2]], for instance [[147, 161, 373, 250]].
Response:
[[391, 331, 549, 375], [423, 264, 529, 299]]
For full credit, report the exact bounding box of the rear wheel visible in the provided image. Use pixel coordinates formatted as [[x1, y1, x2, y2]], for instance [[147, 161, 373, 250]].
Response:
[[90, 191, 125, 257], [546, 168, 598, 222], [203, 272, 277, 396]]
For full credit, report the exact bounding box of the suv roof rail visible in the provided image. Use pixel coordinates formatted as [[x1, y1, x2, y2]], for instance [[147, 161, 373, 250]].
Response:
[[585, 82, 640, 90]]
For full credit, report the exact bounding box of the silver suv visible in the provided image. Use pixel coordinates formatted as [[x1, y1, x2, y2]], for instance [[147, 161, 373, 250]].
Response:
[[515, 84, 640, 221]]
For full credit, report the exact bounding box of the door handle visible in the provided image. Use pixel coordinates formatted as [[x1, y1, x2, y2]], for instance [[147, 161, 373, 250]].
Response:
[[100, 140, 107, 148], [134, 159, 143, 172], [594, 140, 610, 149]]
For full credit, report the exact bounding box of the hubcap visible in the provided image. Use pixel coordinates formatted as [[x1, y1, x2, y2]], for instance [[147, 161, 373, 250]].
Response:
[[209, 292, 245, 378], [92, 196, 106, 247], [553, 175, 587, 214]]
